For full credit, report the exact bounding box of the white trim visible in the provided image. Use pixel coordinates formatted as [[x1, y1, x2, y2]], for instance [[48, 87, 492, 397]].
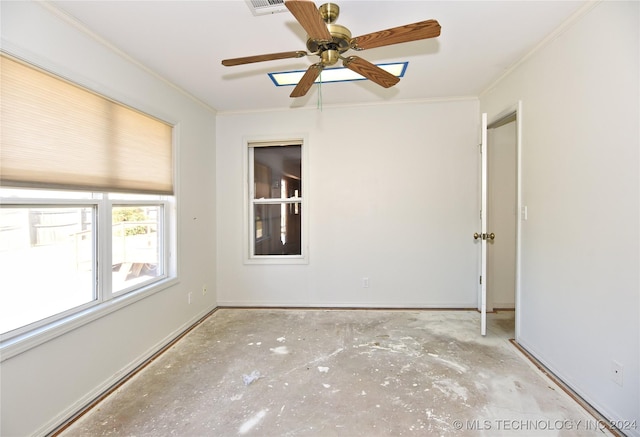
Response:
[[108, 201, 169, 298], [480, 113, 488, 336], [217, 96, 479, 116], [243, 135, 310, 264], [514, 102, 523, 342], [244, 255, 309, 265], [30, 304, 215, 437], [170, 123, 181, 281]]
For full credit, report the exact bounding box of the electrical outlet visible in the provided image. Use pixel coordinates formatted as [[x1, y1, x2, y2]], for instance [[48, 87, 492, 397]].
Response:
[[202, 285, 207, 296], [611, 361, 623, 386], [362, 277, 369, 288], [188, 292, 192, 304]]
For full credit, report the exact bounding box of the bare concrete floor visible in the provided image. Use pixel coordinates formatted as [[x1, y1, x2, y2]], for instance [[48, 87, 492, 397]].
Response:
[[60, 309, 613, 436]]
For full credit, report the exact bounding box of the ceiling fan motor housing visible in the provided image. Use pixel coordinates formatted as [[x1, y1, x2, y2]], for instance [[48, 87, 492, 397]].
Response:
[[304, 3, 351, 66], [306, 26, 352, 66]]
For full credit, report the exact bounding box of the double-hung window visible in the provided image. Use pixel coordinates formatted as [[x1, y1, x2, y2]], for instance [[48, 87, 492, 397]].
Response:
[[0, 54, 175, 343], [247, 140, 306, 263]]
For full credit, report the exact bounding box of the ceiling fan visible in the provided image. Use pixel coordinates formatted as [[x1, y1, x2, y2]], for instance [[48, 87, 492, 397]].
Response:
[[221, 0, 441, 98]]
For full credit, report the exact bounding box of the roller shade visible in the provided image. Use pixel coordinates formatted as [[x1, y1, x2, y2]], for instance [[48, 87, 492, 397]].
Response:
[[1, 54, 173, 194]]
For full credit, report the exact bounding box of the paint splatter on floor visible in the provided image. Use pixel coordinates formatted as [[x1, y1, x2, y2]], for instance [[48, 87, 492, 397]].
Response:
[[238, 409, 267, 434], [59, 309, 613, 437]]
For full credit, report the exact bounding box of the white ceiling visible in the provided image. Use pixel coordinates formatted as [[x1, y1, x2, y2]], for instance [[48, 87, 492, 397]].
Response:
[[50, 0, 588, 113]]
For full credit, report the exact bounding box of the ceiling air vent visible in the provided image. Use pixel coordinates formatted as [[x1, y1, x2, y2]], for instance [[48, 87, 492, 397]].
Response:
[[246, 0, 288, 16]]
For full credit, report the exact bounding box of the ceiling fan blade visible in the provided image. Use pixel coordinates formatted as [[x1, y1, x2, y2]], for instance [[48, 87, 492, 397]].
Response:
[[290, 63, 323, 98], [351, 19, 441, 50], [343, 56, 400, 88], [222, 51, 307, 67], [285, 0, 332, 42]]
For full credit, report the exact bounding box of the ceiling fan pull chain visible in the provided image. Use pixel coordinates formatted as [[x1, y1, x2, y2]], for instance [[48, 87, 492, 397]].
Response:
[[317, 72, 323, 111]]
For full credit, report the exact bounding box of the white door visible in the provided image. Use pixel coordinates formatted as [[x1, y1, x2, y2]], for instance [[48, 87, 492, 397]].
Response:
[[477, 113, 488, 336]]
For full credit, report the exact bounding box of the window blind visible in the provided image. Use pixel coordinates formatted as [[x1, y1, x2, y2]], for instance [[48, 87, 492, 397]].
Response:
[[0, 54, 173, 194]]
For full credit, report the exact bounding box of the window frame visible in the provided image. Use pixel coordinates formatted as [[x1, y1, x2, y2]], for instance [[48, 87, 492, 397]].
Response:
[[0, 190, 177, 358], [0, 198, 101, 338], [109, 199, 168, 298], [244, 136, 309, 264]]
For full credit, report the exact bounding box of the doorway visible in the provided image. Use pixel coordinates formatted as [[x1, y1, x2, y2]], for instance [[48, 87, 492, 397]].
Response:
[[487, 119, 517, 313], [479, 103, 522, 339]]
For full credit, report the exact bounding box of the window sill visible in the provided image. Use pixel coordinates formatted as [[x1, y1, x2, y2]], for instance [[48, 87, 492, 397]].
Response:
[[0, 277, 178, 362], [245, 255, 309, 265]]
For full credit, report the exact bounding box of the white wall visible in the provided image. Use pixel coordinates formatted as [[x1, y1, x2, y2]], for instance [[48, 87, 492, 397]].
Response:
[[481, 1, 639, 432], [0, 3, 217, 436], [216, 99, 480, 308]]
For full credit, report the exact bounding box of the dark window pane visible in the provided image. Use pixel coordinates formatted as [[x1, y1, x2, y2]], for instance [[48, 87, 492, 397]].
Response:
[[254, 145, 301, 199], [254, 203, 301, 256]]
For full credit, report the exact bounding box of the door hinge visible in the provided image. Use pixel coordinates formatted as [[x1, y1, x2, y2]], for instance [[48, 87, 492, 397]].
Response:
[[479, 276, 482, 285]]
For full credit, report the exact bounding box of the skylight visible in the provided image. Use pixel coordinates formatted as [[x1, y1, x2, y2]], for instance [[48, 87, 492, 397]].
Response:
[[268, 62, 408, 87]]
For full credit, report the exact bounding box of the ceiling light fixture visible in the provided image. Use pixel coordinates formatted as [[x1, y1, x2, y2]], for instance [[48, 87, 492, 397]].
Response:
[[268, 62, 408, 87]]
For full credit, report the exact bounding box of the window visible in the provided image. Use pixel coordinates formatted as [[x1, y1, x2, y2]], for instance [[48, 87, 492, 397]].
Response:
[[0, 54, 175, 343], [0, 203, 96, 334], [112, 204, 164, 293], [247, 141, 306, 262], [0, 192, 173, 336]]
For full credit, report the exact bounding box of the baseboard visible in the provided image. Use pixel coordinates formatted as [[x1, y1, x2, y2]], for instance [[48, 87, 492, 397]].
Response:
[[45, 305, 218, 437], [215, 301, 479, 310], [511, 339, 633, 437], [492, 304, 516, 310]]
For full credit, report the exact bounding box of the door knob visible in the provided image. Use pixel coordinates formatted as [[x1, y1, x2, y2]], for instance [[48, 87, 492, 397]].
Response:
[[474, 232, 495, 240]]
